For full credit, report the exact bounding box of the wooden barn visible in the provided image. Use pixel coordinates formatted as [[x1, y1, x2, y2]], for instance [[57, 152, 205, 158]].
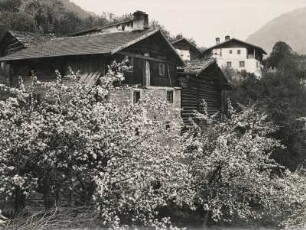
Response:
[[178, 58, 231, 124]]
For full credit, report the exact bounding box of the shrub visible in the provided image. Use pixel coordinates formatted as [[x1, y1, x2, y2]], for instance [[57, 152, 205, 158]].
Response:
[[185, 101, 306, 227], [0, 65, 194, 228]]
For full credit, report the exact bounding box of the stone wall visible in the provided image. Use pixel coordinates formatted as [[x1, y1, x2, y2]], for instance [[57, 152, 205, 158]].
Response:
[[109, 86, 181, 110]]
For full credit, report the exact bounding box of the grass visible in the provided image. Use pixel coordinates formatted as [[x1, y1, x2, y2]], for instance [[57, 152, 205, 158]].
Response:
[[3, 206, 101, 230]]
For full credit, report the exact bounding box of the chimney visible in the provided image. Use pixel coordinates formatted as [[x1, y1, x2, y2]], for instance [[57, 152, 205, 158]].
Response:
[[132, 11, 149, 31], [216, 37, 220, 45], [225, 35, 230, 41]]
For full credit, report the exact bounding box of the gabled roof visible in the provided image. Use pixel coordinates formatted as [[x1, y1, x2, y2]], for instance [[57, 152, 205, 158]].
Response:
[[0, 29, 184, 65], [182, 58, 216, 76], [180, 58, 231, 89], [203, 38, 267, 55], [172, 38, 203, 57], [69, 19, 134, 37], [7, 30, 53, 48]]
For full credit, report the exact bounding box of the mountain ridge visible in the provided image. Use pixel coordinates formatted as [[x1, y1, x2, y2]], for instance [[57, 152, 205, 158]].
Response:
[[247, 7, 306, 55]]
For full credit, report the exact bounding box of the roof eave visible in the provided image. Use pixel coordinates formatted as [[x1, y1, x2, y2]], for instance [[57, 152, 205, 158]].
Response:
[[0, 52, 111, 62], [204, 38, 267, 55], [112, 29, 185, 66]]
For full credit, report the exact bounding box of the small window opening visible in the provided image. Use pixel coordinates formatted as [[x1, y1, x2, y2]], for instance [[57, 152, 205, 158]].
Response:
[[237, 50, 241, 55], [229, 50, 233, 54], [133, 91, 140, 103], [135, 127, 140, 136], [159, 63, 166, 76], [227, 62, 232, 68], [239, 61, 245, 68], [166, 121, 170, 130], [167, 90, 174, 103]]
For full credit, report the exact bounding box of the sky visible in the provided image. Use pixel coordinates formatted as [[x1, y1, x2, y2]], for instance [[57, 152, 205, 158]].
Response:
[[71, 0, 306, 48]]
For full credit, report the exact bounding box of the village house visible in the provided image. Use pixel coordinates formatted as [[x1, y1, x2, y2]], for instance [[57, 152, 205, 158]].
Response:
[[203, 36, 267, 77], [172, 38, 203, 62], [0, 11, 230, 124], [178, 58, 231, 124]]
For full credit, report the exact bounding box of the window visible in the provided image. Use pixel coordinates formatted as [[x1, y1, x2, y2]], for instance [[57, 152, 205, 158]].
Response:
[[159, 63, 166, 76], [133, 91, 140, 103], [227, 62, 232, 68], [239, 61, 245, 68], [229, 50, 233, 54], [166, 121, 170, 130], [256, 62, 259, 69], [237, 50, 241, 55], [135, 127, 140, 136], [167, 90, 174, 103]]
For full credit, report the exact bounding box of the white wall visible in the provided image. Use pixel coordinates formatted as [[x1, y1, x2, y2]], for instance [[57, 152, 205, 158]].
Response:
[[176, 49, 191, 62], [212, 47, 262, 77]]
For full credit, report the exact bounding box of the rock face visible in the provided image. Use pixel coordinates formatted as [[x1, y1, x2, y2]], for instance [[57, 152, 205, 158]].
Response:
[[247, 7, 306, 55]]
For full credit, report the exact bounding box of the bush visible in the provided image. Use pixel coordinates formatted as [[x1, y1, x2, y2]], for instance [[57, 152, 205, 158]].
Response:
[[0, 66, 194, 229], [185, 101, 306, 227], [228, 55, 306, 170]]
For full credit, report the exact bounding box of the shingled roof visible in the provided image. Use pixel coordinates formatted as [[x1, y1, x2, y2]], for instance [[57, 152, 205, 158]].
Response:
[[8, 30, 54, 48], [0, 29, 168, 62], [183, 58, 216, 76], [180, 58, 231, 89]]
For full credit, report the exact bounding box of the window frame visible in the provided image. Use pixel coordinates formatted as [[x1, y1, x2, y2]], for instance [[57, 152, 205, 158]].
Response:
[[159, 63, 166, 76], [239, 61, 245, 68], [237, 50, 241, 55], [227, 62, 232, 68], [167, 90, 174, 104], [133, 90, 141, 104]]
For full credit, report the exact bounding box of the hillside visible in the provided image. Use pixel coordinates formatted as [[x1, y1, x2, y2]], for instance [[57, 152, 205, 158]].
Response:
[[59, 0, 96, 18], [247, 7, 306, 55], [0, 0, 108, 35]]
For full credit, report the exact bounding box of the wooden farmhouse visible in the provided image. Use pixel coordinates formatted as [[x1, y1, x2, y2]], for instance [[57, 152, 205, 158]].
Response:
[[0, 11, 230, 124]]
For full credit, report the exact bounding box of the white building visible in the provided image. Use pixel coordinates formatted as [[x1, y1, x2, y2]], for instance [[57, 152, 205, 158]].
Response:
[[172, 38, 203, 62], [203, 36, 267, 77]]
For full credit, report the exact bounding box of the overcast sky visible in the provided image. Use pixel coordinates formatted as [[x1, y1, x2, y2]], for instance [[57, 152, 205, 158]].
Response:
[[71, 0, 306, 48]]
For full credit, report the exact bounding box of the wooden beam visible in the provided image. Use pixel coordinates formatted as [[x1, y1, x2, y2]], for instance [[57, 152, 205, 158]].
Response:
[[118, 51, 171, 63]]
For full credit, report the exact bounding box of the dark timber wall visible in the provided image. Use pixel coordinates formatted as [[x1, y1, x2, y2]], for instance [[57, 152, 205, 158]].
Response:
[[9, 54, 106, 87], [181, 65, 227, 124]]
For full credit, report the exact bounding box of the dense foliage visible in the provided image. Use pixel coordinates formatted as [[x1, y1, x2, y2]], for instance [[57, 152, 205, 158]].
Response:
[[0, 0, 110, 35], [228, 42, 306, 170], [0, 58, 305, 228], [0, 67, 195, 228], [183, 101, 306, 227]]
